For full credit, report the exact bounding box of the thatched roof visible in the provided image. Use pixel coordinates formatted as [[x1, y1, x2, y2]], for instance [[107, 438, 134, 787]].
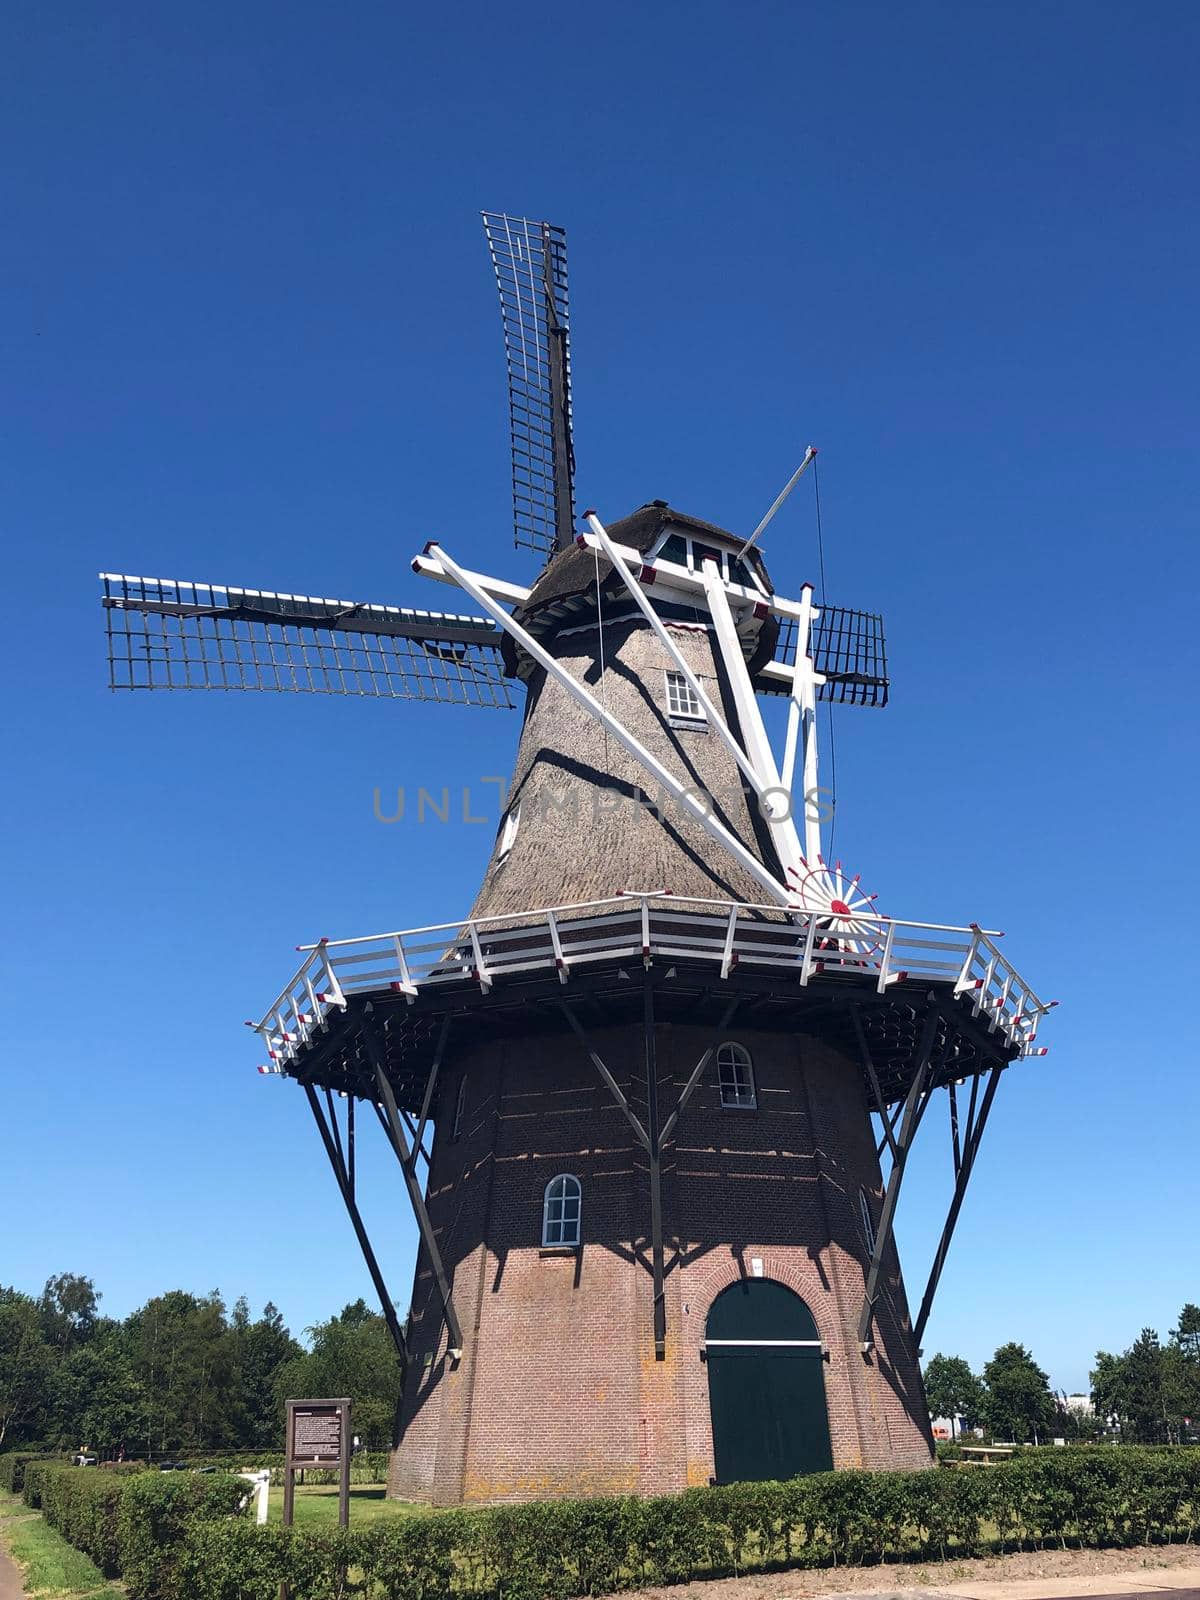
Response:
[[500, 502, 779, 680], [520, 502, 773, 616]]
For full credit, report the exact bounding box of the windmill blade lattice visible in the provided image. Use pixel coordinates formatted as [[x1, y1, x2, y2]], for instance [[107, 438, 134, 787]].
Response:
[[765, 604, 889, 706], [482, 212, 575, 559], [101, 574, 517, 708]]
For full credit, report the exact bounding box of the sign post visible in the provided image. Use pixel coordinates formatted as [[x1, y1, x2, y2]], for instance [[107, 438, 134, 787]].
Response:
[[284, 1398, 352, 1529]]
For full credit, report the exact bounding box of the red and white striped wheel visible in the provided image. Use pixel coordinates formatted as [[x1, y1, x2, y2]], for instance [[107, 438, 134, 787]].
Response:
[[786, 857, 884, 959]]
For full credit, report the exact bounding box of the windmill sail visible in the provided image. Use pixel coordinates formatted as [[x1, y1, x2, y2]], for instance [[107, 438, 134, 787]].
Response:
[[101, 574, 516, 707], [760, 604, 889, 706], [482, 212, 575, 559]]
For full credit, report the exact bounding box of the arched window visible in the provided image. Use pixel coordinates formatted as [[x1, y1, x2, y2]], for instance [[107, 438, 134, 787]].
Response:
[[858, 1187, 876, 1254], [717, 1042, 756, 1109], [542, 1174, 582, 1247]]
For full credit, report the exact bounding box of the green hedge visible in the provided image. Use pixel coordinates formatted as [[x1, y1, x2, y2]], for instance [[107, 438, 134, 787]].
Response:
[[21, 1460, 126, 1572], [118, 1470, 251, 1600], [22, 1462, 248, 1596], [140, 1450, 389, 1486], [19, 1449, 1200, 1600], [0, 1452, 69, 1494], [175, 1448, 1200, 1600]]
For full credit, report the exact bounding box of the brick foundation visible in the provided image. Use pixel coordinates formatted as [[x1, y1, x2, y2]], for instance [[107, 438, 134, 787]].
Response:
[[388, 1019, 933, 1505]]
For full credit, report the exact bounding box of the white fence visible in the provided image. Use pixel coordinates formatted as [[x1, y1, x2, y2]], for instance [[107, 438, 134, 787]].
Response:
[[251, 893, 1054, 1073]]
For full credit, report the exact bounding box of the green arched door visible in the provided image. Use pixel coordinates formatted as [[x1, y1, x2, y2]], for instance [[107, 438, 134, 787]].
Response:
[[705, 1280, 833, 1483]]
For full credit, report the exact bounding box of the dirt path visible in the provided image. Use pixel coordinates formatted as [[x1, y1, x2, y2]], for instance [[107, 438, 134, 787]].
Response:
[[0, 1542, 25, 1600], [618, 1547, 1200, 1600]]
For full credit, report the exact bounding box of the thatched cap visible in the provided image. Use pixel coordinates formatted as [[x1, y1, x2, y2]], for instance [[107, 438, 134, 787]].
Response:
[[520, 502, 773, 617], [501, 502, 778, 678]]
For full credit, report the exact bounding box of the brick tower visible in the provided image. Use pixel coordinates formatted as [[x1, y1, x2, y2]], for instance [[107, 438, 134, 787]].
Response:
[[102, 213, 1055, 1505], [388, 503, 937, 1501]]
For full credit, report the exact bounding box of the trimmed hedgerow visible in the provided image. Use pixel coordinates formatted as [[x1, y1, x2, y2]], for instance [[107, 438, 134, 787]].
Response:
[[172, 1448, 1200, 1600], [140, 1449, 388, 1486], [0, 1452, 69, 1494], [21, 1462, 248, 1596], [118, 1469, 252, 1600], [21, 1460, 126, 1573], [19, 1448, 1200, 1600]]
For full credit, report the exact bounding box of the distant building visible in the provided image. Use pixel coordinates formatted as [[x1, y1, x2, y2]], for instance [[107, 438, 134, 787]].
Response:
[[1060, 1393, 1094, 1415]]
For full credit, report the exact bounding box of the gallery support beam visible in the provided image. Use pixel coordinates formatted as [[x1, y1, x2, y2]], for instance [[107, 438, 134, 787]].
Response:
[[643, 978, 667, 1358], [304, 1083, 409, 1369], [361, 1008, 465, 1359], [857, 1005, 939, 1350], [912, 1062, 1004, 1347]]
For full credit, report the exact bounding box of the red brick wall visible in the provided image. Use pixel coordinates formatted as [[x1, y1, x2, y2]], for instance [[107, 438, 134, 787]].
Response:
[[388, 1018, 933, 1505]]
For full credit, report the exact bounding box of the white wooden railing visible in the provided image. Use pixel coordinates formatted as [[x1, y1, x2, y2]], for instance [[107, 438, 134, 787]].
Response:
[[251, 893, 1054, 1074]]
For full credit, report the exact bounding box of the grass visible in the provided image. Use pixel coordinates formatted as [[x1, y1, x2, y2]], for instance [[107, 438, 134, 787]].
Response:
[[0, 1493, 121, 1599], [266, 1483, 429, 1525]]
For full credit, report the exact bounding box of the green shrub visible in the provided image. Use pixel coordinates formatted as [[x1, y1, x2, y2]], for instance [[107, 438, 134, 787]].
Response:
[[21, 1459, 52, 1508], [21, 1461, 126, 1572], [0, 1453, 54, 1494], [20, 1463, 247, 1597], [139, 1450, 387, 1487], [118, 1468, 250, 1600], [23, 1446, 1200, 1600]]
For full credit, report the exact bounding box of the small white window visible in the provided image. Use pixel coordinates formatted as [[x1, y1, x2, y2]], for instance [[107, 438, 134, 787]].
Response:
[[542, 1173, 582, 1247], [664, 670, 704, 722], [452, 1076, 467, 1139], [717, 1042, 756, 1109], [859, 1188, 876, 1254], [496, 804, 521, 862]]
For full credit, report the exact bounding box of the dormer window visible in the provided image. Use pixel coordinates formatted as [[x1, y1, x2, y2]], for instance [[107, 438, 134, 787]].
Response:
[[645, 527, 768, 598], [664, 671, 704, 724]]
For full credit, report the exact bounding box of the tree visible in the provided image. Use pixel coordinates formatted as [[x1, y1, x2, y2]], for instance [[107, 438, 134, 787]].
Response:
[[51, 1329, 145, 1453], [125, 1289, 236, 1454], [274, 1300, 402, 1449], [229, 1300, 301, 1449], [1123, 1328, 1173, 1443], [1092, 1322, 1191, 1444], [922, 1353, 985, 1438], [982, 1342, 1056, 1444], [0, 1287, 57, 1447], [39, 1274, 100, 1350], [1174, 1304, 1200, 1361]]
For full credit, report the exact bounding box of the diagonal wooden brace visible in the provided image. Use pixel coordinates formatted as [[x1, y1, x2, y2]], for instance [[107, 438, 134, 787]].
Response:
[[304, 1083, 409, 1370], [857, 1005, 940, 1349], [912, 1063, 1004, 1347], [361, 1009, 465, 1358]]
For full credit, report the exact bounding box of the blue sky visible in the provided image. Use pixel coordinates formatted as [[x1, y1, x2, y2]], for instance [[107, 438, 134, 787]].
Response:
[[2, 0, 1197, 1395]]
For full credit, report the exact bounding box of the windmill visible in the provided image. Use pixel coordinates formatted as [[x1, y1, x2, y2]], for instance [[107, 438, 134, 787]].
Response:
[[100, 212, 1055, 1502]]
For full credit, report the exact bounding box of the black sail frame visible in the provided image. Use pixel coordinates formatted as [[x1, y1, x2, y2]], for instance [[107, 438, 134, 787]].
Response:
[[765, 605, 889, 707], [481, 212, 575, 558], [101, 574, 517, 707]]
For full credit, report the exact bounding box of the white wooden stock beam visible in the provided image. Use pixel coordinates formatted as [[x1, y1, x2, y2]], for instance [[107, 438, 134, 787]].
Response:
[[585, 513, 765, 799], [701, 558, 806, 883], [424, 543, 792, 907]]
